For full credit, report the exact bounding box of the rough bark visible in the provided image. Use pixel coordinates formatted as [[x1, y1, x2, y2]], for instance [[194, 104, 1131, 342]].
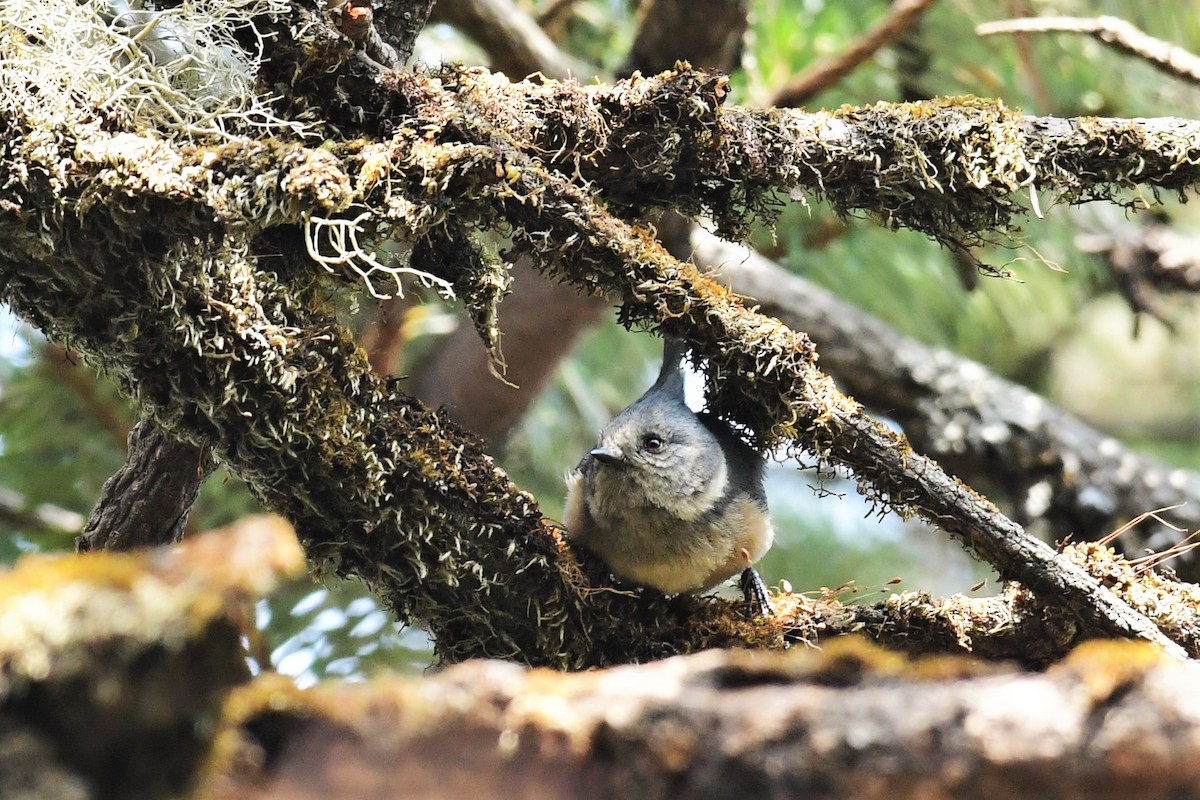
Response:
[[77, 418, 217, 552]]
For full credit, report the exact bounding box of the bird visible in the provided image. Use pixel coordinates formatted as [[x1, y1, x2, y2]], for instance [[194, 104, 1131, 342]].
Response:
[[564, 338, 774, 613]]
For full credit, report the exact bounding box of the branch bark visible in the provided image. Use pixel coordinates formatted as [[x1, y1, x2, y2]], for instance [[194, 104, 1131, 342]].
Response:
[[76, 418, 217, 552]]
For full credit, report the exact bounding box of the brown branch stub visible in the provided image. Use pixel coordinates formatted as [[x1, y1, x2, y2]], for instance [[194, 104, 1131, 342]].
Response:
[[978, 15, 1200, 86], [770, 0, 942, 108], [76, 418, 217, 552]]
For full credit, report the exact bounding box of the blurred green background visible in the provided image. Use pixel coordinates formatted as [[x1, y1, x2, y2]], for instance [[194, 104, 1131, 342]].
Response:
[[1, 0, 1198, 684]]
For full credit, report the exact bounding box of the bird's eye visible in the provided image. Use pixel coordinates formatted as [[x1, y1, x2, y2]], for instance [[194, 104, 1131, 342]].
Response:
[[641, 434, 665, 453]]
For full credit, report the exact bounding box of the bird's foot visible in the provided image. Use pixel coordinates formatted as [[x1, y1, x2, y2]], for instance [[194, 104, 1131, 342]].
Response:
[[739, 567, 774, 618]]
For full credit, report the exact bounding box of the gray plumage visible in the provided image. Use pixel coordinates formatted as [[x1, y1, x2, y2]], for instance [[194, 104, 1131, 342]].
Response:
[[564, 339, 774, 596]]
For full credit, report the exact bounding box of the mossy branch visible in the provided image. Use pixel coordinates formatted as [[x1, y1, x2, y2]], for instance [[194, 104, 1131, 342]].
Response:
[[4, 42, 1200, 663]]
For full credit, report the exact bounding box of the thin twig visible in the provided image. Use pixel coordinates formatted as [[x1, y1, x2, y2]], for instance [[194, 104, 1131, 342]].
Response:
[[771, 0, 941, 107], [977, 16, 1200, 86]]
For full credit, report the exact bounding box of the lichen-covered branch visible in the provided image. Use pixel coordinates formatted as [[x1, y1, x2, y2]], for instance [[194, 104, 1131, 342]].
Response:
[[369, 67, 1200, 250], [691, 228, 1200, 573], [0, 516, 302, 799]]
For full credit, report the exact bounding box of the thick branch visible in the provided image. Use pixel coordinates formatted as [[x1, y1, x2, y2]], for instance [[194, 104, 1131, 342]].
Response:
[[375, 68, 1200, 250]]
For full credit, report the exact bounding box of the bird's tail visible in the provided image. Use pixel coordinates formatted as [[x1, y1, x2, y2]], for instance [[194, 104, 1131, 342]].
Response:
[[651, 336, 689, 401]]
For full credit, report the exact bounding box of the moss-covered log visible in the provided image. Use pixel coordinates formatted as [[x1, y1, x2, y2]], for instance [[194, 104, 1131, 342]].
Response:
[[0, 516, 301, 800]]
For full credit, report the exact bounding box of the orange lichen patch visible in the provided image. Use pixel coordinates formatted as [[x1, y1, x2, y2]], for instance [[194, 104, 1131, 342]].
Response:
[[1052, 639, 1170, 705]]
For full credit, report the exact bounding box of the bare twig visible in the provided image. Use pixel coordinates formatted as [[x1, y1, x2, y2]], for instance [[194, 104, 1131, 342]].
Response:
[[977, 16, 1200, 86], [771, 0, 941, 108]]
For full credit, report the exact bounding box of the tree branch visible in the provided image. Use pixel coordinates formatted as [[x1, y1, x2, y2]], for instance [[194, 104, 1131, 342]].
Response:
[[978, 15, 1200, 86], [771, 0, 942, 108], [691, 227, 1200, 573], [76, 417, 217, 552], [205, 639, 1200, 799]]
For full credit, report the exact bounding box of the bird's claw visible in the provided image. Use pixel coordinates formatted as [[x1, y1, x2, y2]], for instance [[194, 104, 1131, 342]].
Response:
[[739, 567, 774, 618]]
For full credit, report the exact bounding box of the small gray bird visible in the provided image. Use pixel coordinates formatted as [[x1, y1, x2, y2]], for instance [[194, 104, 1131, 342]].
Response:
[[564, 339, 774, 611]]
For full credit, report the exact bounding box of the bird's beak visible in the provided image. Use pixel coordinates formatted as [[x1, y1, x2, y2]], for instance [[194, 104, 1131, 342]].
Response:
[[589, 446, 624, 466]]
